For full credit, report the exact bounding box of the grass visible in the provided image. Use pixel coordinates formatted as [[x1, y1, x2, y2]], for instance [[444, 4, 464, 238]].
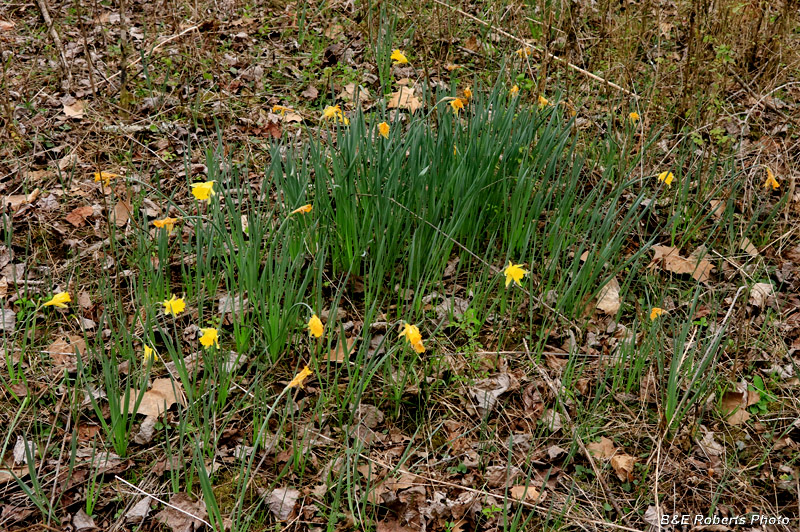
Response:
[[1, 0, 798, 530]]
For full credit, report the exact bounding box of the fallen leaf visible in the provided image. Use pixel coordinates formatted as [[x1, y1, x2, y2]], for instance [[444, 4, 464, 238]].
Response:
[[719, 389, 751, 425], [610, 454, 636, 481], [13, 436, 35, 465], [740, 237, 759, 257], [387, 86, 422, 114], [649, 245, 714, 282], [469, 373, 512, 415], [587, 437, 617, 459], [541, 408, 562, 432], [72, 508, 96, 531], [127, 378, 185, 417], [133, 415, 158, 444], [63, 100, 85, 119], [125, 496, 152, 524], [327, 334, 356, 363], [44, 335, 87, 372], [377, 519, 417, 532], [339, 83, 371, 105], [748, 282, 774, 308], [263, 487, 300, 521], [0, 308, 15, 332], [596, 276, 621, 315], [2, 188, 41, 213], [302, 85, 319, 100], [66, 205, 95, 227], [697, 429, 724, 457], [0, 20, 15, 31], [155, 493, 207, 532], [509, 484, 541, 502], [112, 199, 132, 227]]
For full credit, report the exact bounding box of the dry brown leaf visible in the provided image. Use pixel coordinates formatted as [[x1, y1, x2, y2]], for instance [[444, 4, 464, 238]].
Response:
[[509, 484, 541, 502], [2, 188, 40, 212], [387, 86, 422, 114], [44, 335, 87, 371], [112, 199, 132, 227], [327, 334, 356, 363], [610, 454, 636, 481], [719, 390, 751, 425], [283, 112, 303, 123], [63, 100, 85, 119], [748, 282, 774, 308], [127, 378, 185, 417], [587, 437, 617, 459], [263, 487, 300, 521], [650, 245, 714, 282], [155, 493, 207, 532], [0, 20, 15, 31], [66, 205, 95, 227], [739, 237, 759, 257], [596, 276, 621, 315], [708, 199, 725, 220]]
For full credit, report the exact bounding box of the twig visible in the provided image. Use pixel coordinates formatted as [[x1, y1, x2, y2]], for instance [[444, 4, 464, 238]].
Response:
[[34, 0, 73, 90], [523, 338, 634, 529], [115, 476, 213, 528], [431, 0, 637, 99]]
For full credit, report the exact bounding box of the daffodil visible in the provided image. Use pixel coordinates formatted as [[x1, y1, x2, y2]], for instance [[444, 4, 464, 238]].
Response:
[[162, 295, 185, 317], [191, 180, 216, 201], [657, 171, 675, 187], [504, 261, 528, 288], [272, 104, 292, 115], [391, 49, 409, 65], [144, 344, 158, 362], [650, 308, 663, 321], [399, 323, 424, 353], [450, 98, 465, 114], [43, 292, 71, 308], [287, 365, 313, 389], [538, 95, 549, 108], [629, 112, 640, 123], [510, 85, 519, 96], [321, 105, 349, 125], [464, 87, 473, 99], [94, 171, 119, 187], [308, 314, 324, 338], [516, 47, 533, 57], [764, 167, 779, 190], [199, 327, 219, 348], [290, 204, 313, 215], [378, 122, 390, 139], [153, 217, 178, 233]]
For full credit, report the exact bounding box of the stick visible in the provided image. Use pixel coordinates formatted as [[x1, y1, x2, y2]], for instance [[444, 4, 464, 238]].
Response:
[[35, 0, 73, 89]]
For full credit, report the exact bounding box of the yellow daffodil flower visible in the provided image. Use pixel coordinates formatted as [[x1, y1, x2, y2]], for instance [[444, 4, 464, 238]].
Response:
[[629, 112, 640, 123], [510, 85, 519, 96], [199, 328, 219, 348], [399, 323, 424, 353], [144, 344, 159, 362], [94, 172, 119, 187], [650, 308, 663, 321], [450, 98, 465, 114], [43, 292, 71, 308], [378, 122, 390, 139], [153, 217, 178, 233], [764, 167, 779, 190], [464, 87, 473, 99], [321, 104, 349, 125], [191, 180, 216, 201], [504, 261, 529, 288], [308, 314, 324, 338], [291, 204, 312, 215], [272, 105, 292, 115], [287, 365, 313, 389], [538, 95, 549, 108], [516, 47, 533, 57], [657, 171, 675, 187], [162, 295, 185, 317], [391, 49, 409, 65]]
